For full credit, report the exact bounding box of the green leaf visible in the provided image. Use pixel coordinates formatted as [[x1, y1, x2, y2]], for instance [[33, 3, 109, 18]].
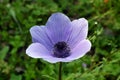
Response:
[[0, 46, 9, 60], [10, 74, 22, 80]]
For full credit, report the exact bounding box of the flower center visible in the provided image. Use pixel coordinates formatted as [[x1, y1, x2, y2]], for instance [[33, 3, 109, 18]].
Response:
[[53, 41, 70, 58]]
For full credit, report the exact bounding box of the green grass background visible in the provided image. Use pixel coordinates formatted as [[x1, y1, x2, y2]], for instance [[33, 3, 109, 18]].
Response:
[[0, 0, 120, 80]]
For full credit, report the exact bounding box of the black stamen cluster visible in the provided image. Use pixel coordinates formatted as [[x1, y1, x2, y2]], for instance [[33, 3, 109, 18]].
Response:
[[53, 42, 70, 58]]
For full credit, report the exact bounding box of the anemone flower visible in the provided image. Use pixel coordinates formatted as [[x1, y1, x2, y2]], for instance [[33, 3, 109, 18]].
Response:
[[26, 12, 91, 63]]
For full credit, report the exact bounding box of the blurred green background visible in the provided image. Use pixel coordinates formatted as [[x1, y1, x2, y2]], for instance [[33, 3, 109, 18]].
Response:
[[0, 0, 120, 80]]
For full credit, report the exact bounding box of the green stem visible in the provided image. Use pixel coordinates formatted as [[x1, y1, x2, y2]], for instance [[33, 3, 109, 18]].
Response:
[[58, 62, 62, 80]]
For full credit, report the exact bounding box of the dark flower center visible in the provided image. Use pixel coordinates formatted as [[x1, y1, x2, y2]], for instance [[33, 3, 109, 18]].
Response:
[[53, 41, 70, 58]]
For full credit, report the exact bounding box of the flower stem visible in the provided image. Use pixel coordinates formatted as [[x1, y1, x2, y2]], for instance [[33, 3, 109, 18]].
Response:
[[58, 62, 62, 80]]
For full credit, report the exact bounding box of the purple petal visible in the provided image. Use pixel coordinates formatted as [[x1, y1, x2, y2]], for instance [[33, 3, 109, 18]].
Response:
[[46, 13, 72, 44], [43, 57, 73, 63], [30, 26, 53, 50], [68, 18, 88, 48], [67, 40, 91, 60], [26, 43, 52, 58], [26, 43, 73, 63]]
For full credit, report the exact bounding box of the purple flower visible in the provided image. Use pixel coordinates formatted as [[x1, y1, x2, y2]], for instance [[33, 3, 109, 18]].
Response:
[[26, 13, 91, 63]]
